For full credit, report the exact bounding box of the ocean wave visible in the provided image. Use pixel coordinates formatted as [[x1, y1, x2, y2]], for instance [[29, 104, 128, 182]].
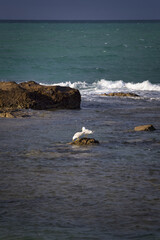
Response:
[[40, 79, 160, 99], [44, 79, 159, 91], [94, 79, 160, 92]]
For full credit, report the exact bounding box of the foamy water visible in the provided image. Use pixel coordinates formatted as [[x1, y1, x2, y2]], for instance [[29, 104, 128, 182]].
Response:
[[41, 79, 160, 100]]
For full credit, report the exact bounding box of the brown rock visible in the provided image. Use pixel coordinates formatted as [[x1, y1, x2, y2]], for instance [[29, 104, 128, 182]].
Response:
[[0, 109, 31, 118], [5, 112, 15, 118], [70, 137, 99, 145], [134, 124, 156, 131], [101, 92, 139, 97], [0, 112, 15, 118], [0, 112, 6, 118], [0, 81, 81, 111], [0, 81, 18, 91]]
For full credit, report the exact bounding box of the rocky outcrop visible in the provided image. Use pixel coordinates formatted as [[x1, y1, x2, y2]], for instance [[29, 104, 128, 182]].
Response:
[[134, 124, 156, 131], [0, 81, 81, 111], [70, 137, 99, 146], [101, 92, 139, 97]]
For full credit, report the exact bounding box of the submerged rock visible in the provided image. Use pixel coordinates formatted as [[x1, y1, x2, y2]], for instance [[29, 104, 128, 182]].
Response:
[[101, 92, 139, 97], [0, 81, 81, 111], [70, 137, 99, 146], [134, 124, 156, 131]]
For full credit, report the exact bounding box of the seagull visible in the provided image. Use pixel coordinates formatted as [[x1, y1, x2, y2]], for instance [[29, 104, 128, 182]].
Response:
[[72, 127, 93, 141]]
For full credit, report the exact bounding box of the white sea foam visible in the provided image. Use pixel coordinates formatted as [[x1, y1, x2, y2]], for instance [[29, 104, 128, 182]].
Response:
[[125, 80, 160, 91], [41, 80, 160, 99], [41, 81, 87, 89]]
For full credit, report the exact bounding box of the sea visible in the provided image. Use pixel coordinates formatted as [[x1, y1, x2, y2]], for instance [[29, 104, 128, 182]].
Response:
[[0, 20, 160, 240]]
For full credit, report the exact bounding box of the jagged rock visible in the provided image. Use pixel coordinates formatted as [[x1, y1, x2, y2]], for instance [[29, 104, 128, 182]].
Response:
[[0, 81, 81, 111], [70, 137, 99, 146], [134, 124, 156, 131], [101, 92, 139, 97]]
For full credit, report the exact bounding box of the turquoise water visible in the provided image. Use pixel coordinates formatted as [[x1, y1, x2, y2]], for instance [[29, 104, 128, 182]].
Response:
[[0, 21, 160, 84], [0, 21, 160, 240]]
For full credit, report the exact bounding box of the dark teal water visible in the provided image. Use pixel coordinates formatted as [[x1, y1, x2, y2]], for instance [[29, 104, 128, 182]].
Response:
[[0, 21, 160, 84], [0, 21, 160, 240]]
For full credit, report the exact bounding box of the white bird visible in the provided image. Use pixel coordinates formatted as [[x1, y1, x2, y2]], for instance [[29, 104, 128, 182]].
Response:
[[72, 129, 84, 141], [72, 127, 93, 141], [82, 127, 94, 136]]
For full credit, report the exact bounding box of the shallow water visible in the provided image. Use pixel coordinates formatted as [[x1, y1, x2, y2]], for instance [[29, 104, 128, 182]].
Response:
[[0, 96, 160, 240]]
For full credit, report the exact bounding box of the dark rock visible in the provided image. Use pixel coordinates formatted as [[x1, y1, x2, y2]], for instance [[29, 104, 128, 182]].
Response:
[[134, 124, 156, 131], [101, 92, 139, 97], [70, 137, 99, 146], [0, 81, 81, 111]]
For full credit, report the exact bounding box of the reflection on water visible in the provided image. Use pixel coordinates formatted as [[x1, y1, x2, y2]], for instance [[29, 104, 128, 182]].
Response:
[[0, 99, 160, 239]]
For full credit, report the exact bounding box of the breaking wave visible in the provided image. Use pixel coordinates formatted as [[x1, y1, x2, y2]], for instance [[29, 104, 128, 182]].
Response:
[[42, 80, 160, 99]]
